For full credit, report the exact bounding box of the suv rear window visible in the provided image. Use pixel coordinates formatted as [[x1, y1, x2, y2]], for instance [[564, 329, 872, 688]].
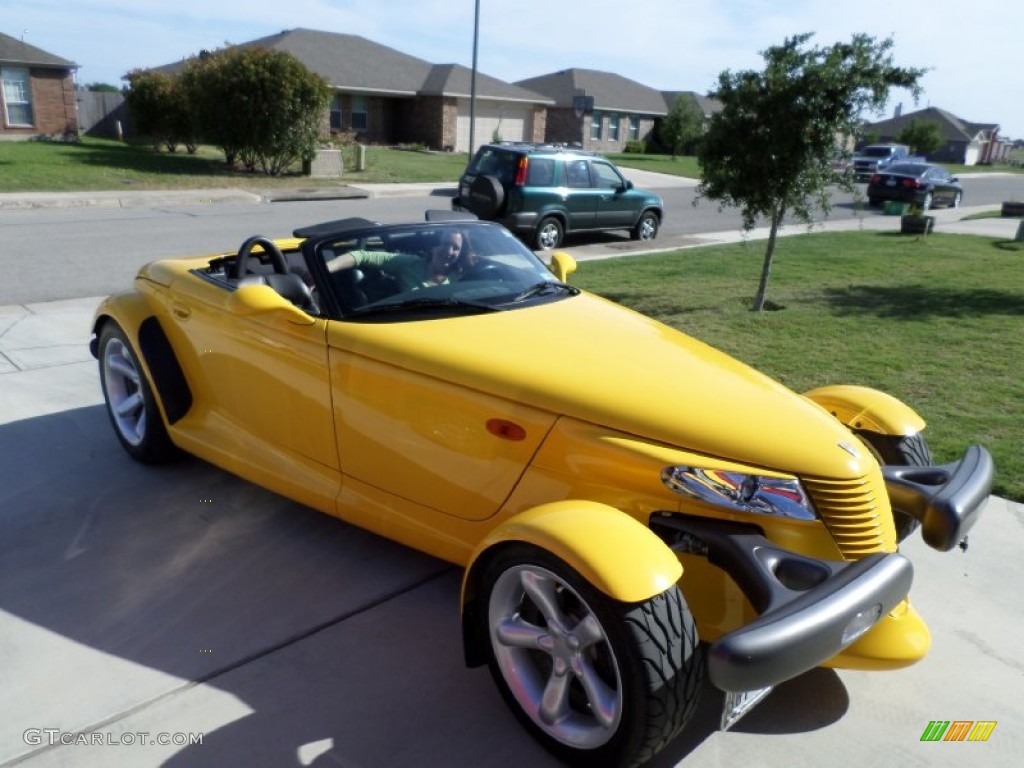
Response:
[[468, 148, 518, 184]]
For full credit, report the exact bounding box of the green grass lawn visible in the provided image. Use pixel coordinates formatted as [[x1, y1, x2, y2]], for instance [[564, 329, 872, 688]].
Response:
[[0, 137, 467, 192], [572, 230, 1024, 502], [607, 152, 1024, 180], [606, 153, 702, 178]]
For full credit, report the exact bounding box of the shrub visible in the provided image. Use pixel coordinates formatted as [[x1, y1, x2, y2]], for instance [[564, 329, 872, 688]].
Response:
[[623, 140, 646, 154]]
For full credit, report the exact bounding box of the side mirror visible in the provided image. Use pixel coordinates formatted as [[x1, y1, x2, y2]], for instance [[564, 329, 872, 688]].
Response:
[[227, 284, 315, 326], [624, 180, 634, 190], [548, 251, 577, 283]]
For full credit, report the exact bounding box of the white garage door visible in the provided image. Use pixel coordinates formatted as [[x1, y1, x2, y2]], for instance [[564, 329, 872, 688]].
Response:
[[456, 99, 532, 153]]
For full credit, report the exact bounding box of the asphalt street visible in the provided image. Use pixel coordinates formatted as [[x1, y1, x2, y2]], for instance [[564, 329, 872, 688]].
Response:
[[0, 175, 1022, 767]]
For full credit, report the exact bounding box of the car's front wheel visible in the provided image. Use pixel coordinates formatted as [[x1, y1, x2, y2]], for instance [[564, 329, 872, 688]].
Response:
[[98, 322, 177, 464], [534, 217, 564, 250], [631, 211, 659, 241], [481, 545, 702, 768]]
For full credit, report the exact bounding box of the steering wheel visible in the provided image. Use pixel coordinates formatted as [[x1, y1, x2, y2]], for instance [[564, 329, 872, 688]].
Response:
[[232, 235, 289, 280], [460, 262, 506, 282]]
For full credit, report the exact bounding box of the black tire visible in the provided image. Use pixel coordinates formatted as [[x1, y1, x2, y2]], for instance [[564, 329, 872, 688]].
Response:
[[855, 431, 932, 542], [921, 191, 933, 211], [98, 322, 178, 464], [481, 545, 703, 768], [467, 174, 505, 220], [950, 190, 962, 209], [867, 197, 880, 207], [534, 217, 564, 250], [631, 211, 659, 241]]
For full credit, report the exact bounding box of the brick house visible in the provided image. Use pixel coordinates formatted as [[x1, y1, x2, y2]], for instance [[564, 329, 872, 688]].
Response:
[[157, 28, 552, 154], [515, 68, 669, 152], [0, 32, 78, 138], [863, 106, 1008, 166]]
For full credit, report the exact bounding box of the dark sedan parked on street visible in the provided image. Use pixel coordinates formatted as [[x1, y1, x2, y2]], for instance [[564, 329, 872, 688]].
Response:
[[867, 162, 963, 210]]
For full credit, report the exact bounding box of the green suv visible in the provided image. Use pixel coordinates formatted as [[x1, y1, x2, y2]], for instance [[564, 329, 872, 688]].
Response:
[[453, 143, 664, 250]]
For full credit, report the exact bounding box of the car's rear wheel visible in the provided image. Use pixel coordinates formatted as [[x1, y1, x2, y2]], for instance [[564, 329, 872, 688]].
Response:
[[921, 191, 933, 211], [535, 217, 564, 250], [867, 197, 880, 207], [631, 211, 659, 241], [951, 190, 962, 208], [855, 431, 932, 542], [98, 322, 177, 464], [481, 545, 702, 768]]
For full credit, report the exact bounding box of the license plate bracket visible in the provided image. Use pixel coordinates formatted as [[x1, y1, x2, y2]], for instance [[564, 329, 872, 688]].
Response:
[[720, 685, 773, 730]]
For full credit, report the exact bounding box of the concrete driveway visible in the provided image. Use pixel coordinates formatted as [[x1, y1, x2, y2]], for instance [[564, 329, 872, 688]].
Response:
[[1, 213, 1021, 767]]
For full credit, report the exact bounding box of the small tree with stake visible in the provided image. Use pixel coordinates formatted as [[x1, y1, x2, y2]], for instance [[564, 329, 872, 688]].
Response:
[[697, 33, 925, 311]]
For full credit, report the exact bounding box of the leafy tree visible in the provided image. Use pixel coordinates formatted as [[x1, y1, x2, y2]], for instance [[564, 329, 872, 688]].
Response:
[[697, 33, 925, 311], [659, 96, 704, 157], [123, 69, 198, 153], [82, 82, 121, 93], [183, 47, 329, 175], [896, 119, 943, 156]]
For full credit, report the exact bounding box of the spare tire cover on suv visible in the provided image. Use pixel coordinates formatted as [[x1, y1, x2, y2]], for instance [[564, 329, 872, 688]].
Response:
[[467, 175, 505, 220]]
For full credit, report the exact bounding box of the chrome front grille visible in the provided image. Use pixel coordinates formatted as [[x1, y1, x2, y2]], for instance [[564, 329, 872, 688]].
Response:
[[803, 466, 896, 558]]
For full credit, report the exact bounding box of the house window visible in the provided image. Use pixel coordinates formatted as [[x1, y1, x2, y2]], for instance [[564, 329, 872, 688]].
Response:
[[628, 115, 640, 141], [609, 113, 620, 142], [590, 110, 603, 141], [329, 94, 342, 131], [2, 67, 34, 127], [351, 95, 368, 131]]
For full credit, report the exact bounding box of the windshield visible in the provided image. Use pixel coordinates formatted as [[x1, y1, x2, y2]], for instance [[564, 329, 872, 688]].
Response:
[[860, 147, 893, 157], [314, 222, 573, 320]]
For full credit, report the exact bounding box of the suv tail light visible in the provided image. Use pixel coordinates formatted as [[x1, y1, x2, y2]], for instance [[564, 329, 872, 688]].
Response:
[[902, 179, 923, 189], [515, 156, 529, 186], [869, 174, 881, 184]]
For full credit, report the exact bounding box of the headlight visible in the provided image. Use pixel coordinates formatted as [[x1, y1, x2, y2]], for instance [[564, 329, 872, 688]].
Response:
[[661, 466, 817, 521]]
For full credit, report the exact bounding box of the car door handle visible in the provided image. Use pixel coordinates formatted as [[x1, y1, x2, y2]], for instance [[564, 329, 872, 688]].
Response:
[[172, 301, 191, 319]]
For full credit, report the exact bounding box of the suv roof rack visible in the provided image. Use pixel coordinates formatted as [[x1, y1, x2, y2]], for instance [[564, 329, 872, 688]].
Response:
[[488, 141, 593, 154]]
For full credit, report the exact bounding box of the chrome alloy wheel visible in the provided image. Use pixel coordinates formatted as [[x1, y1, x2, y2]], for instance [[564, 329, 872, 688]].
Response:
[[102, 336, 147, 447], [487, 564, 623, 749]]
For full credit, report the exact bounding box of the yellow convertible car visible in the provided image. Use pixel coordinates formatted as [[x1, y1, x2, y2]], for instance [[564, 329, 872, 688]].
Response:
[[91, 213, 993, 768]]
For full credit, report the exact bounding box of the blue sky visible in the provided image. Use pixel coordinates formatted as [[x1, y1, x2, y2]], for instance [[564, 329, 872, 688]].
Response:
[[8, 0, 1024, 138]]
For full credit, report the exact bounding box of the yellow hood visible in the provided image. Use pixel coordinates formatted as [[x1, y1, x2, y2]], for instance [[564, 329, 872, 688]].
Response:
[[330, 292, 869, 479]]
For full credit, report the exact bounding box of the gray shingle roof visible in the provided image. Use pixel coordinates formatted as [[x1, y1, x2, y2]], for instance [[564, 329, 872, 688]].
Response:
[[0, 32, 77, 69], [421, 63, 553, 104], [158, 28, 550, 104], [662, 90, 722, 118], [515, 68, 668, 115], [865, 106, 999, 142]]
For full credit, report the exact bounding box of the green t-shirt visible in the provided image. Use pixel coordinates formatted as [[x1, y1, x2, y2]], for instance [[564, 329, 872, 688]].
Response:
[[349, 250, 448, 289]]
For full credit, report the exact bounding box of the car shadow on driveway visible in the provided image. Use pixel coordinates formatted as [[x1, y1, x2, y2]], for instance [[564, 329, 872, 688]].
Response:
[[0, 405, 848, 767]]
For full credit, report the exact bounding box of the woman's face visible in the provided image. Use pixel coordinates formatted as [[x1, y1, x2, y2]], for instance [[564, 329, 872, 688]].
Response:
[[431, 232, 463, 272]]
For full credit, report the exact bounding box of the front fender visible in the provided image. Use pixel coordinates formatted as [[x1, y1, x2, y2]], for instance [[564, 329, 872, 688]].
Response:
[[804, 384, 925, 436], [465, 500, 681, 605], [460, 500, 682, 667]]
